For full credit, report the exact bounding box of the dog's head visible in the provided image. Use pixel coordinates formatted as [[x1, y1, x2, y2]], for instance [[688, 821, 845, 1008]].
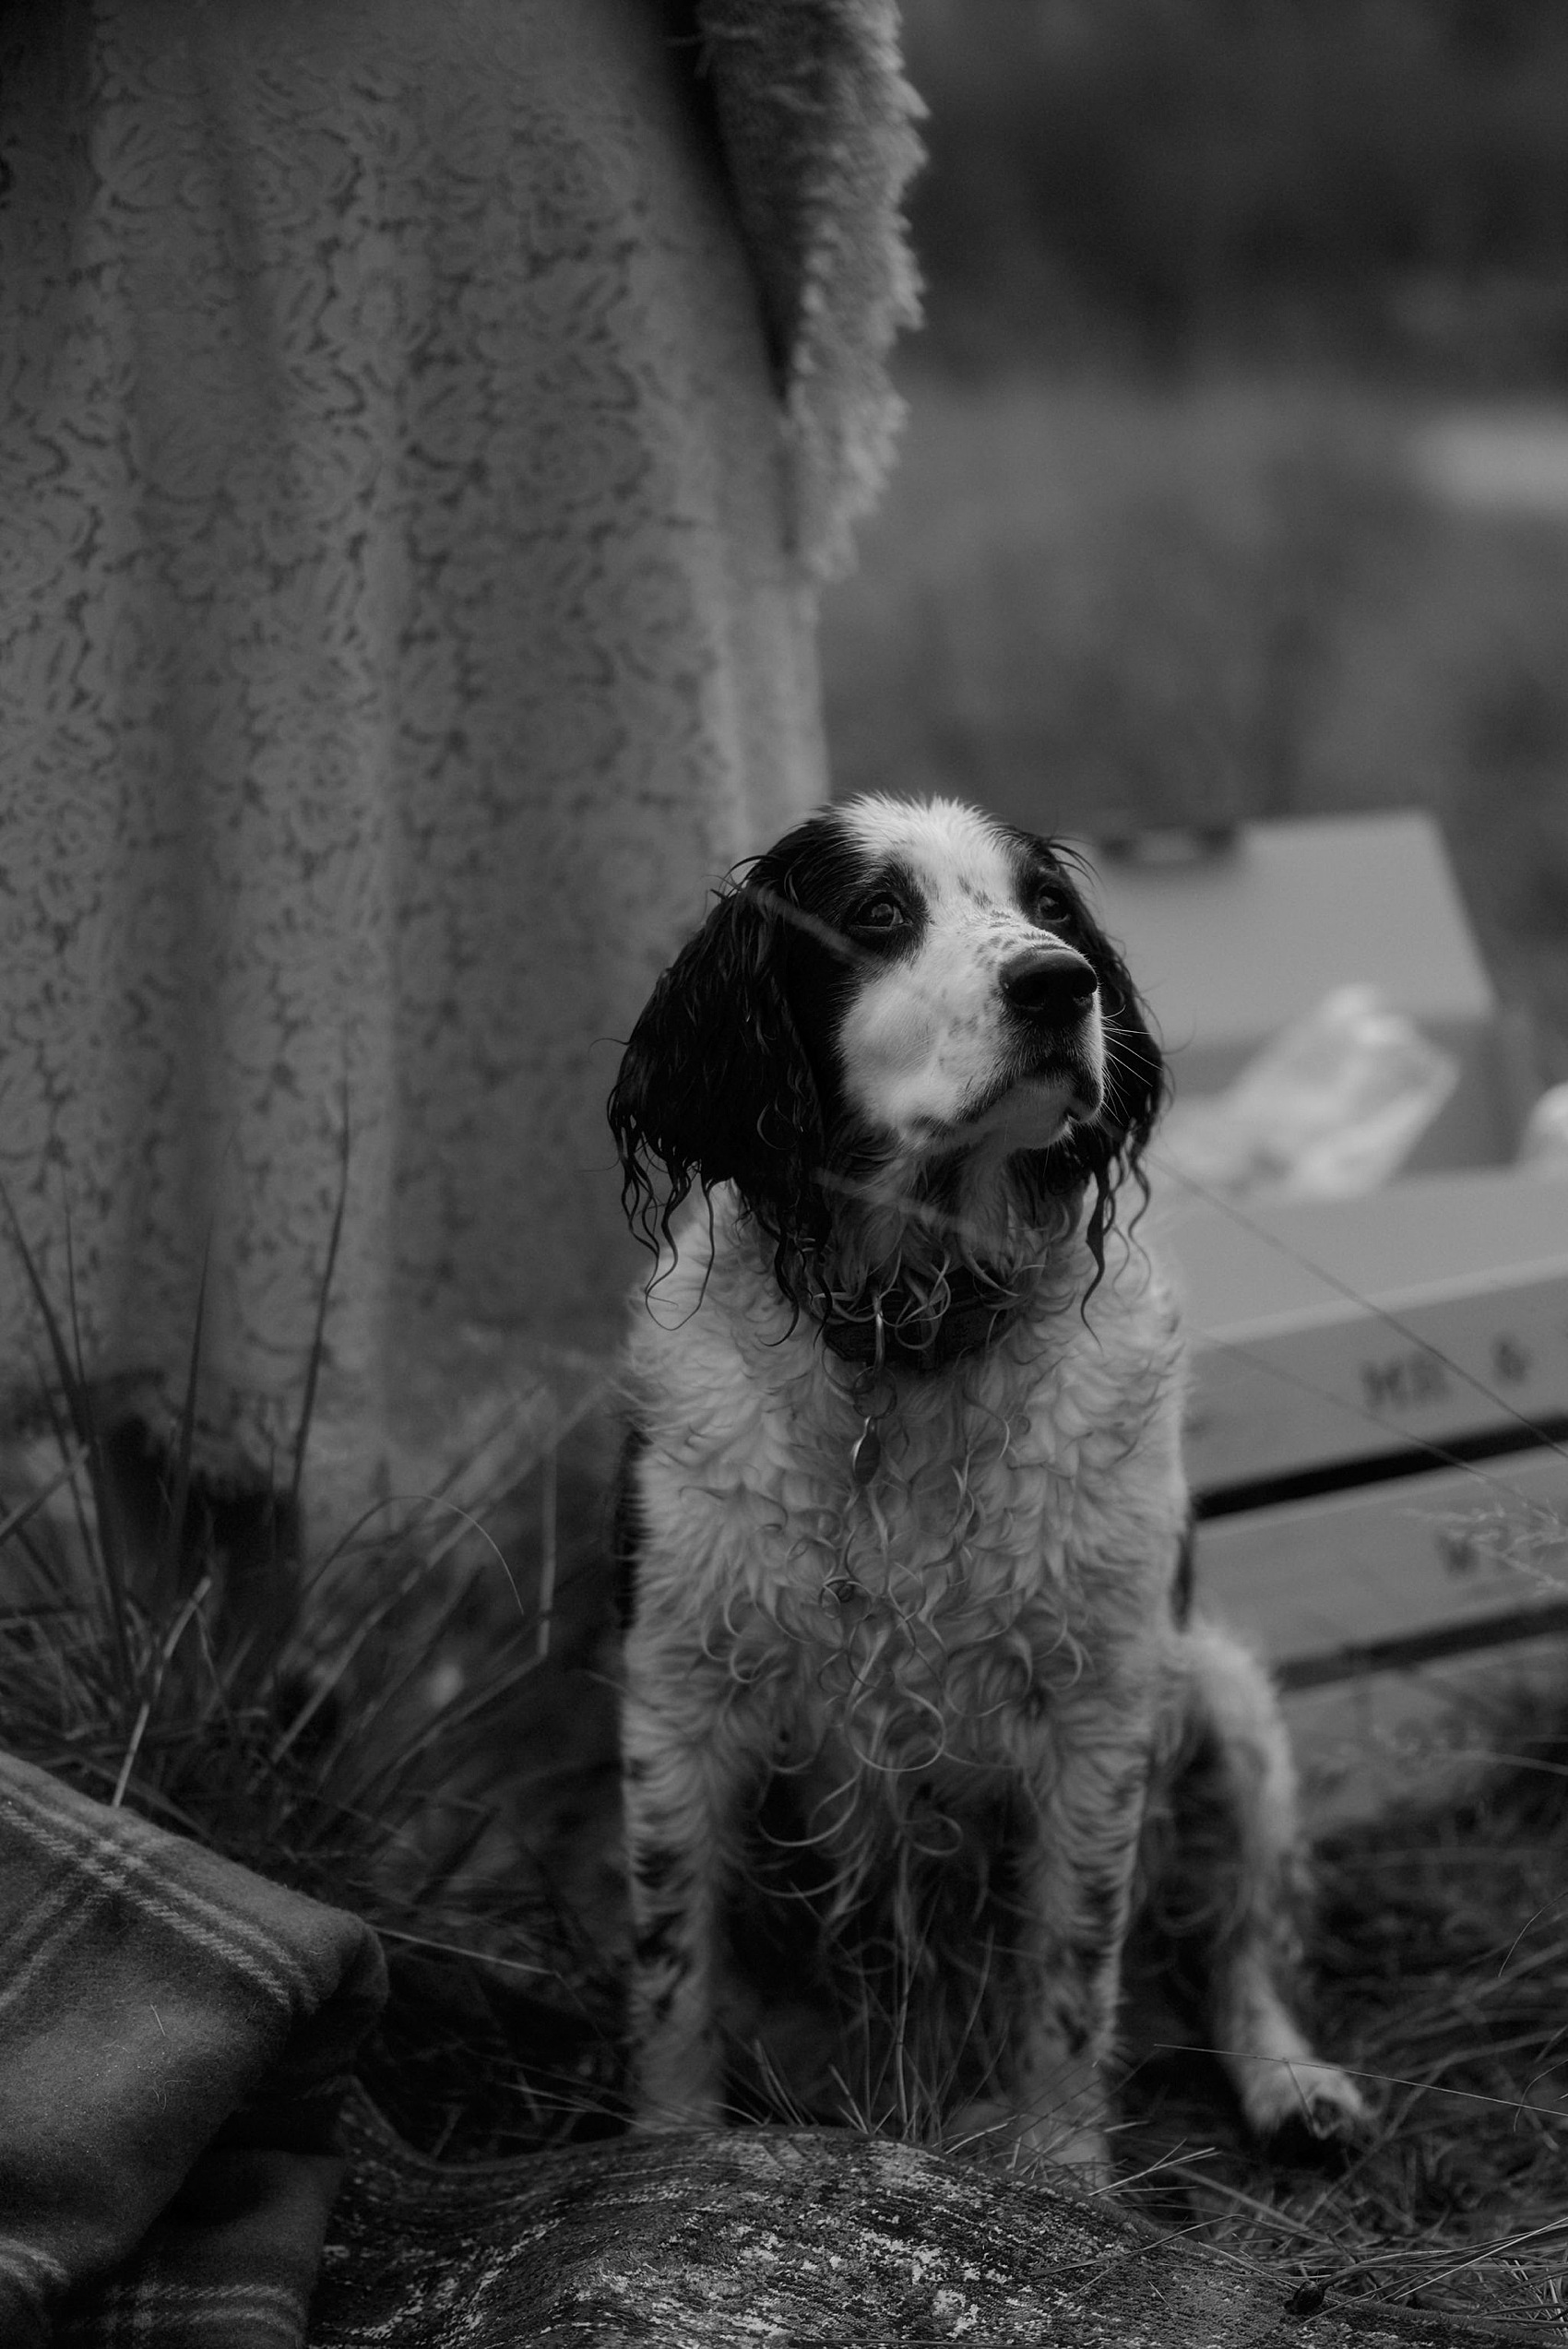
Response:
[[609, 797, 1164, 1300]]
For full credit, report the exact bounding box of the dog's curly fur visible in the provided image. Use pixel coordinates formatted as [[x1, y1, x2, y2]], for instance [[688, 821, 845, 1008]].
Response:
[[608, 796, 1365, 2170]]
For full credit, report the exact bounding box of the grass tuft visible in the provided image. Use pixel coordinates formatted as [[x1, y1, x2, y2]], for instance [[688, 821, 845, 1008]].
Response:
[[0, 1216, 627, 2159]]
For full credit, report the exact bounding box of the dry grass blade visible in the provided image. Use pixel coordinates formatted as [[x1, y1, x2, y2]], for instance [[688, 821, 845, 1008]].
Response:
[[111, 1575, 212, 1809], [2, 1193, 136, 1690], [289, 1097, 350, 1525], [163, 1242, 210, 1589], [0, 1444, 86, 1548]]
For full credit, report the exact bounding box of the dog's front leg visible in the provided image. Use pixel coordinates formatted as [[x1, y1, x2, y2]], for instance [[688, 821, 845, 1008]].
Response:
[[956, 1702, 1152, 2180], [623, 1667, 747, 2130]]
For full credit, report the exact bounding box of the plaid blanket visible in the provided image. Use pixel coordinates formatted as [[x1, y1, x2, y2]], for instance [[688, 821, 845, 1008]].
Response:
[[0, 1753, 386, 2348]]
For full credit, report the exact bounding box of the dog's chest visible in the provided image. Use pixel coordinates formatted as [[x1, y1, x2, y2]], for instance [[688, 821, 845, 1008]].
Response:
[[631, 1281, 1182, 1761]]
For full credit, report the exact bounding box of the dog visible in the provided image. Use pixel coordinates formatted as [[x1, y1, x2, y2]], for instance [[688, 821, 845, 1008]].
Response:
[[607, 794, 1365, 2171]]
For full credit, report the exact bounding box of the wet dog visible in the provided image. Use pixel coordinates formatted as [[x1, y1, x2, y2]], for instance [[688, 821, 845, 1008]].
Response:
[[608, 795, 1364, 2170]]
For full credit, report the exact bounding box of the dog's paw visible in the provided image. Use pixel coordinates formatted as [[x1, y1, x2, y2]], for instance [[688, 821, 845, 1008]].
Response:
[[1241, 2055, 1371, 2147]]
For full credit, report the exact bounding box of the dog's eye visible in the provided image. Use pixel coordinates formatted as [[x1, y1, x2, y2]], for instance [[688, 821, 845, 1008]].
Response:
[[850, 893, 909, 934], [1024, 874, 1067, 928]]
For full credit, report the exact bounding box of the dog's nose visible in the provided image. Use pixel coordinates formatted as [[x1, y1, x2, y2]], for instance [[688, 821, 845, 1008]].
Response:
[[1000, 948, 1098, 1024]]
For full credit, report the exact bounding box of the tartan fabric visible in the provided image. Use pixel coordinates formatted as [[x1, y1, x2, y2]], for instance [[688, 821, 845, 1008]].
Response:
[[0, 1754, 386, 2347]]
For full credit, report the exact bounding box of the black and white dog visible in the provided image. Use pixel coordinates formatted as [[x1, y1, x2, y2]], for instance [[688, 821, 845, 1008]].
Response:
[[608, 795, 1363, 2171]]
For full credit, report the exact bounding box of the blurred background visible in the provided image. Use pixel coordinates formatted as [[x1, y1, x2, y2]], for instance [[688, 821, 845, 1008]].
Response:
[[820, 0, 1568, 1083]]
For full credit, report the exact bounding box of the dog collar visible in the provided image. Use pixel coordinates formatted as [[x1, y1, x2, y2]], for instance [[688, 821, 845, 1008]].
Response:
[[815, 1268, 1023, 1375]]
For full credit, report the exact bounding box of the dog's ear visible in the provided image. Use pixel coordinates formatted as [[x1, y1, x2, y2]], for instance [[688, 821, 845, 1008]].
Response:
[[608, 883, 829, 1262], [1057, 916, 1166, 1263]]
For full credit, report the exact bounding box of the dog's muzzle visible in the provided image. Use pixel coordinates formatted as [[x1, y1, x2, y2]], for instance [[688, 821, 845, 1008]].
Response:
[[999, 947, 1099, 1027]]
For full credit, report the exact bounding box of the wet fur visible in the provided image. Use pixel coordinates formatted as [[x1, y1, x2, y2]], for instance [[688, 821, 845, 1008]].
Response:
[[609, 796, 1364, 2169]]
